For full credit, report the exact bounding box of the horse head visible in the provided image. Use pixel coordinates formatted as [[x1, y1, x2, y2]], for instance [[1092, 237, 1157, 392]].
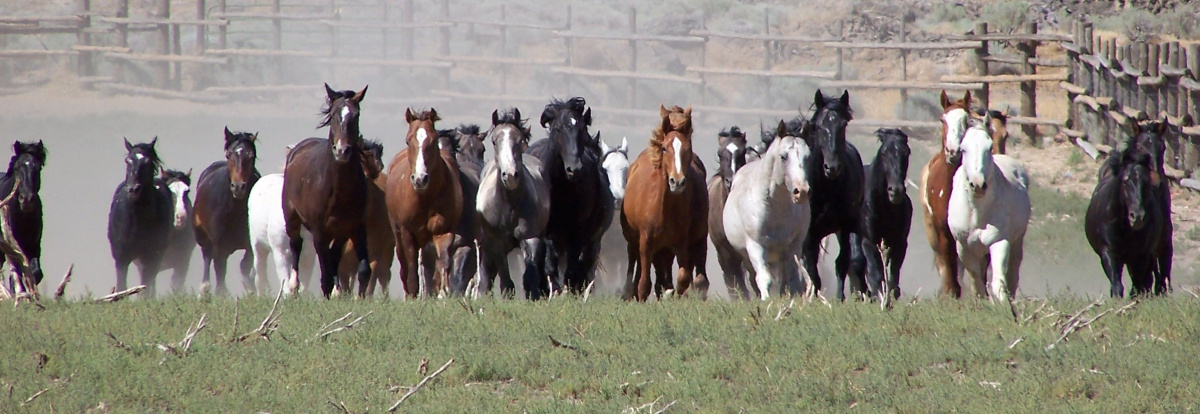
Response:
[[651, 105, 694, 194], [769, 119, 813, 205], [122, 137, 162, 201], [321, 83, 367, 163], [405, 107, 441, 192], [874, 128, 911, 204], [490, 108, 532, 191], [1131, 118, 1170, 187], [974, 107, 1012, 155], [8, 140, 46, 213], [540, 97, 591, 180], [959, 117, 996, 199], [939, 90, 972, 164], [223, 127, 259, 199], [160, 168, 192, 228], [1119, 151, 1155, 230], [360, 139, 385, 180], [717, 126, 749, 188], [599, 135, 629, 201], [452, 124, 487, 165], [809, 89, 853, 179]]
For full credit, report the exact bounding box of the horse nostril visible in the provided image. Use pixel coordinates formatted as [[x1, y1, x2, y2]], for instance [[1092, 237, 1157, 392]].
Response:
[[980, 182, 988, 191], [793, 188, 801, 196]]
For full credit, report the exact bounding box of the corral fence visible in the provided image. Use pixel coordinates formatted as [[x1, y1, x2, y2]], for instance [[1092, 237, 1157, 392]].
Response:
[[4, 0, 1075, 136], [1061, 19, 1200, 189]]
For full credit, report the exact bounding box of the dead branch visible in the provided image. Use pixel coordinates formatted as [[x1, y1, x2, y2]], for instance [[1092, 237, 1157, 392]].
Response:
[[1007, 336, 1025, 349], [179, 313, 208, 354], [774, 299, 795, 321], [583, 280, 595, 303], [417, 357, 429, 376], [94, 285, 146, 303], [549, 335, 578, 351], [457, 299, 475, 315], [233, 287, 283, 342], [906, 287, 922, 306], [20, 387, 49, 406], [311, 311, 372, 342], [104, 332, 131, 351], [316, 312, 353, 334], [387, 358, 454, 411], [1008, 299, 1020, 323], [1047, 300, 1134, 350], [53, 264, 72, 300], [653, 400, 678, 414], [1056, 297, 1103, 329], [328, 400, 352, 414], [1113, 300, 1139, 315]]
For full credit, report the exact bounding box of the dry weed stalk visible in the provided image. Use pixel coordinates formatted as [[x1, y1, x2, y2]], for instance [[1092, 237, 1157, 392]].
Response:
[[95, 285, 145, 303], [233, 288, 283, 342], [311, 311, 372, 342], [387, 358, 454, 411]]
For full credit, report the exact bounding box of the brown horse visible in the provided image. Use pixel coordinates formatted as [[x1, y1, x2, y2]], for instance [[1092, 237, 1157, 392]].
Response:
[[386, 108, 462, 299], [337, 139, 394, 297], [621, 105, 709, 301], [283, 84, 372, 298], [193, 128, 260, 295], [707, 126, 755, 300], [920, 91, 971, 297]]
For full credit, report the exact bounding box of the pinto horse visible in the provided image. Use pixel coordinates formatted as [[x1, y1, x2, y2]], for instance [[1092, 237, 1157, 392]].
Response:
[[799, 90, 867, 301], [849, 128, 912, 300], [621, 105, 709, 301], [161, 169, 196, 291], [336, 139, 394, 297], [947, 117, 1031, 301], [920, 91, 973, 298], [283, 84, 372, 298], [386, 108, 462, 299], [108, 138, 174, 296], [193, 128, 261, 295], [707, 126, 757, 300], [526, 97, 614, 296], [0, 140, 47, 295]]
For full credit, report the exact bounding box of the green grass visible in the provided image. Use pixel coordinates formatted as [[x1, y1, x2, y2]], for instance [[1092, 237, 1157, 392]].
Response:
[[3, 295, 1200, 412]]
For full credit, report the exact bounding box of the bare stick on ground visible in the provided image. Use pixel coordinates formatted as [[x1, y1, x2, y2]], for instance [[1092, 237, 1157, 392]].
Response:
[[159, 313, 209, 363], [54, 264, 73, 300], [104, 332, 131, 351], [583, 280, 596, 303], [94, 285, 146, 303], [549, 335, 578, 350], [387, 358, 455, 411], [311, 311, 373, 342], [20, 387, 50, 406], [233, 287, 284, 342], [1047, 300, 1137, 351]]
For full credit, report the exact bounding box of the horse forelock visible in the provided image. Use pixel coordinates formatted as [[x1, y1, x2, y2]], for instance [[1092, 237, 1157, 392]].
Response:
[[162, 169, 191, 186], [318, 92, 360, 129], [224, 131, 257, 151]]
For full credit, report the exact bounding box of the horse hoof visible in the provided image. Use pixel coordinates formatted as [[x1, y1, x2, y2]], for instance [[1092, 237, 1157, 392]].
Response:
[[199, 282, 211, 295]]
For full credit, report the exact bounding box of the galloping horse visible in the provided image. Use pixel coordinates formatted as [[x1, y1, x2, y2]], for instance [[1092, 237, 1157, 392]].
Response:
[[0, 140, 47, 296], [800, 90, 866, 301], [597, 136, 630, 290], [160, 169, 196, 291], [423, 125, 485, 296], [475, 108, 552, 298], [108, 138, 173, 296], [337, 139, 394, 297], [283, 84, 371, 298], [724, 120, 813, 300], [249, 173, 315, 296], [849, 128, 912, 300], [526, 97, 613, 296], [947, 116, 1031, 302], [193, 128, 261, 295], [920, 91, 972, 298], [386, 108, 462, 299], [621, 105, 709, 301], [707, 126, 756, 300]]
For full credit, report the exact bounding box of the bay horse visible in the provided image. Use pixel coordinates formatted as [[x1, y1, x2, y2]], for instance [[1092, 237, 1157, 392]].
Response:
[[420, 125, 485, 296], [920, 90, 973, 298], [336, 139, 394, 297], [385, 108, 462, 299], [1093, 120, 1172, 296], [707, 126, 757, 300], [108, 138, 173, 297], [475, 108, 551, 298], [526, 97, 613, 296], [283, 84, 371, 298], [947, 116, 1031, 302], [849, 128, 912, 300], [723, 120, 813, 300], [0, 140, 47, 296], [620, 105, 709, 301], [160, 168, 196, 291], [193, 127, 261, 295], [799, 90, 867, 301]]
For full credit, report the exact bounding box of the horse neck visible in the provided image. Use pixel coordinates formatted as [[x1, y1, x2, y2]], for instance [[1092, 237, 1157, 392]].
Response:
[[867, 161, 890, 200], [759, 154, 793, 206]]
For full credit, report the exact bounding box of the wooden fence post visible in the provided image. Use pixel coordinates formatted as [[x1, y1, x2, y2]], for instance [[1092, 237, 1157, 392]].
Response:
[[271, 0, 282, 84], [1188, 44, 1200, 175], [502, 4, 510, 95], [762, 8, 772, 109], [439, 0, 450, 90], [193, 0, 206, 89], [627, 7, 637, 108], [973, 22, 989, 112], [834, 20, 843, 81], [115, 0, 128, 84], [155, 0, 171, 88], [1167, 42, 1180, 119], [76, 0, 93, 80], [1145, 42, 1159, 119], [1018, 22, 1037, 139], [899, 18, 908, 120]]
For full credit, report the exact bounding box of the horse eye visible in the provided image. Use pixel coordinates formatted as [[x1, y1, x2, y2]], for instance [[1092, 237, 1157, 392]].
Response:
[[780, 153, 789, 161]]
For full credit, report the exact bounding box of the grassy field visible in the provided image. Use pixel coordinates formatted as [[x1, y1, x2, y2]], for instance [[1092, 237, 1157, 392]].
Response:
[[2, 295, 1198, 413]]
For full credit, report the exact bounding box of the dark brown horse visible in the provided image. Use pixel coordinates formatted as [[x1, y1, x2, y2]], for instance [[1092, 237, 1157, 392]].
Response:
[[920, 91, 972, 298], [337, 139, 394, 297], [283, 84, 372, 298], [621, 105, 709, 301], [193, 127, 260, 295], [0, 140, 47, 296], [386, 108, 462, 299], [707, 126, 755, 300]]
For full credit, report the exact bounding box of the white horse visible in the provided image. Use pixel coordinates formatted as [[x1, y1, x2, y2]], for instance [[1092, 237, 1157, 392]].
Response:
[[247, 173, 315, 296], [947, 116, 1031, 302], [599, 136, 630, 202], [723, 120, 814, 300]]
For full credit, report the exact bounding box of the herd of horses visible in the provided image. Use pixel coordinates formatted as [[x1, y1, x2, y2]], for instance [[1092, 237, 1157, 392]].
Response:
[[0, 84, 1178, 303]]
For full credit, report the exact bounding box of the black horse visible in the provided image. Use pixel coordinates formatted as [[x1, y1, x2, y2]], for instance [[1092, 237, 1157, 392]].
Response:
[[1098, 119, 1173, 293], [1086, 144, 1166, 298], [525, 97, 613, 297], [108, 138, 174, 296], [160, 168, 196, 291], [850, 128, 912, 300], [426, 124, 485, 296], [194, 128, 261, 295], [799, 90, 867, 301], [0, 140, 47, 295]]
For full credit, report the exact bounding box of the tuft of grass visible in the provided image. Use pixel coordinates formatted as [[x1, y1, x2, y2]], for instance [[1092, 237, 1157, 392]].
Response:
[[1186, 225, 1200, 242], [1066, 150, 1084, 168]]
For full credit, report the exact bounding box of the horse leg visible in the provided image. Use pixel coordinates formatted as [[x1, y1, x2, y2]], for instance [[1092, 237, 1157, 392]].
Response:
[[351, 228, 370, 298], [674, 249, 693, 298], [521, 238, 547, 300], [887, 239, 907, 299], [197, 237, 213, 294], [1156, 236, 1173, 295], [835, 231, 865, 300], [140, 257, 162, 299], [450, 243, 473, 297], [652, 251, 673, 299], [987, 240, 1013, 303], [960, 248, 987, 300], [254, 242, 275, 296], [434, 234, 455, 298], [212, 249, 233, 296], [396, 229, 420, 299], [239, 249, 256, 295], [717, 243, 747, 300], [115, 259, 131, 293], [1097, 249, 1125, 298], [935, 229, 961, 298], [801, 236, 829, 300], [745, 241, 773, 301]]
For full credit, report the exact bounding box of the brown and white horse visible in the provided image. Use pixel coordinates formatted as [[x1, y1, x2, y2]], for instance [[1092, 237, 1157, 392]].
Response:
[[920, 91, 972, 297]]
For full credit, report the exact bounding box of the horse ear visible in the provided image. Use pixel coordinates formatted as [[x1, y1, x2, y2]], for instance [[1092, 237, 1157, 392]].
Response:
[[124, 138, 133, 152], [620, 136, 628, 152], [150, 136, 158, 148], [353, 85, 368, 103], [583, 108, 592, 126], [324, 83, 337, 102], [661, 112, 673, 134], [1155, 117, 1170, 135], [252, 132, 259, 142], [813, 89, 825, 108], [539, 106, 554, 128], [512, 107, 521, 123], [492, 109, 502, 126], [940, 90, 951, 109], [660, 104, 669, 120], [429, 108, 439, 122], [224, 126, 235, 143], [875, 128, 888, 142], [599, 137, 610, 153], [776, 120, 788, 138], [1129, 121, 1142, 137], [684, 105, 693, 121], [405, 108, 416, 123], [186, 168, 192, 177], [962, 91, 972, 107], [11, 141, 20, 155], [839, 90, 850, 107]]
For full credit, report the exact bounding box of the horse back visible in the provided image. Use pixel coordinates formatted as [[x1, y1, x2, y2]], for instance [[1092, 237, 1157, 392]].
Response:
[[920, 152, 955, 225], [284, 137, 369, 237]]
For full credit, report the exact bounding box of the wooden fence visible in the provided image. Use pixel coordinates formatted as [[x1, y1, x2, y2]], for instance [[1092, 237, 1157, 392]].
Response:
[[1061, 19, 1200, 186], [2, 0, 1077, 135]]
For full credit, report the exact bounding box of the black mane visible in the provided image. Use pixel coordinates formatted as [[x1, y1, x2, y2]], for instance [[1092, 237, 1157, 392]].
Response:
[[8, 141, 47, 175], [436, 128, 461, 154], [809, 93, 854, 121], [317, 89, 358, 129], [128, 141, 164, 171], [224, 131, 257, 150], [162, 169, 191, 186]]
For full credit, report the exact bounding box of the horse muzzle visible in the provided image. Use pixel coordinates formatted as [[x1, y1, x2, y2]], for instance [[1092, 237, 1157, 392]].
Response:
[[1129, 212, 1146, 230], [668, 176, 686, 194], [127, 184, 144, 200], [501, 171, 521, 190], [792, 186, 811, 204], [822, 163, 842, 179], [887, 187, 904, 204], [332, 145, 353, 162], [17, 195, 34, 212], [410, 173, 431, 191], [230, 182, 250, 199], [945, 149, 963, 164], [968, 181, 988, 198]]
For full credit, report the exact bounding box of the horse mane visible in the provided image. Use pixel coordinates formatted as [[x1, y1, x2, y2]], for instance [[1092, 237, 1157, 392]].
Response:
[[456, 124, 482, 137], [436, 128, 460, 154], [7, 141, 47, 175], [718, 126, 746, 146], [649, 106, 692, 169], [493, 108, 532, 139], [808, 93, 854, 122], [408, 108, 441, 122], [161, 169, 191, 186], [317, 89, 358, 129], [545, 97, 587, 116], [361, 139, 384, 159], [224, 131, 256, 150], [130, 142, 164, 171]]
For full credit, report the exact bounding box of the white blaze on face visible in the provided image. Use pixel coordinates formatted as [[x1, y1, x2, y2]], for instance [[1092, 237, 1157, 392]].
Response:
[[942, 108, 968, 154], [497, 127, 517, 178], [168, 181, 189, 228], [961, 127, 993, 189], [135, 153, 145, 160], [672, 138, 683, 175], [726, 142, 743, 170], [340, 106, 351, 121], [602, 151, 629, 200], [570, 117, 577, 126], [414, 128, 429, 178]]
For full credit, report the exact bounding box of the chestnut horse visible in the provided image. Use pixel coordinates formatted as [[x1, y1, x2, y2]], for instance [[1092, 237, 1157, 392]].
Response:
[[386, 108, 462, 299], [336, 139, 394, 297], [193, 128, 260, 295], [283, 84, 371, 298], [621, 105, 709, 301], [920, 91, 972, 298]]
